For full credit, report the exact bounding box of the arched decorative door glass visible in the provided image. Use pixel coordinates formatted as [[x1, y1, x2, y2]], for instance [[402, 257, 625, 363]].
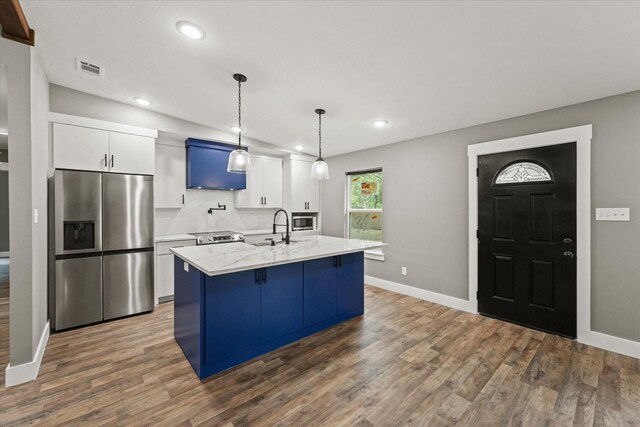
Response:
[[494, 161, 552, 185]]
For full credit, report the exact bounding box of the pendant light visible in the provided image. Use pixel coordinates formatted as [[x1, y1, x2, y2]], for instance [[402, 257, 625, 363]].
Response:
[[227, 73, 251, 173], [310, 109, 329, 180]]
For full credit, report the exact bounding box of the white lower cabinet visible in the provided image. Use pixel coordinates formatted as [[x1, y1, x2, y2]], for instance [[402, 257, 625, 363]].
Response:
[[155, 239, 196, 302]]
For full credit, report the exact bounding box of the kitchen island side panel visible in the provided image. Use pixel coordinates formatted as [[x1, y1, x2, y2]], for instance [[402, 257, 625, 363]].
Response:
[[174, 256, 205, 378]]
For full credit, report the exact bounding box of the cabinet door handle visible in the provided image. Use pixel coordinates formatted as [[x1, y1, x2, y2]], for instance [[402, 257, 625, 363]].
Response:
[[255, 269, 260, 284], [104, 154, 108, 167], [262, 268, 267, 283], [264, 196, 267, 206], [182, 194, 185, 205], [110, 154, 114, 168]]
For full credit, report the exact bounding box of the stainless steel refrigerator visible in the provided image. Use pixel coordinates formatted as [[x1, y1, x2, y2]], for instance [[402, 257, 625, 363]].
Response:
[[49, 170, 154, 330]]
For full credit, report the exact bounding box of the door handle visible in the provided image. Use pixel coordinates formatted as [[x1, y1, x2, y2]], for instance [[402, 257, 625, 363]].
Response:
[[563, 238, 573, 244], [182, 194, 185, 205], [110, 155, 114, 168], [563, 251, 574, 259], [264, 196, 267, 206], [104, 154, 108, 167]]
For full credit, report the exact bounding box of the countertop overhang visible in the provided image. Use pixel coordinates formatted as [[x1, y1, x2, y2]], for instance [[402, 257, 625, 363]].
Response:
[[171, 235, 386, 276]]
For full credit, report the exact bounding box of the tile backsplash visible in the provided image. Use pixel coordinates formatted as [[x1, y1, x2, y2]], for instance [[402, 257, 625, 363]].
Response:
[[154, 189, 277, 236]]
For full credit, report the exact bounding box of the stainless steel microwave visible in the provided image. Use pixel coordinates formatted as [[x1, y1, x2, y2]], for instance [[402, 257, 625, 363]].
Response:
[[292, 214, 317, 231]]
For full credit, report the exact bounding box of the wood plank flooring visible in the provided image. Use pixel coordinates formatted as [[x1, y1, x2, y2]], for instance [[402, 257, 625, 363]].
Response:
[[0, 264, 638, 425]]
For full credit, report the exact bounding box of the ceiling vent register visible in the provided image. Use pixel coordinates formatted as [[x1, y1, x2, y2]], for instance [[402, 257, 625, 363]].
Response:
[[76, 58, 103, 78]]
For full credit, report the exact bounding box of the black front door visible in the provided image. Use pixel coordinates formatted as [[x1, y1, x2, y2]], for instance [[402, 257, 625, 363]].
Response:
[[478, 143, 576, 338]]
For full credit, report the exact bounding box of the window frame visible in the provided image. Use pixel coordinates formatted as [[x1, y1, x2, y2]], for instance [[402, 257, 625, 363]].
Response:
[[345, 168, 384, 261]]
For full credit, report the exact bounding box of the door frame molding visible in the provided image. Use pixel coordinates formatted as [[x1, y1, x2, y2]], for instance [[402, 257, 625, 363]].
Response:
[[468, 125, 592, 343]]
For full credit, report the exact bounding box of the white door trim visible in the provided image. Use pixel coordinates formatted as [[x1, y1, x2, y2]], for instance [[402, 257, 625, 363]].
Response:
[[467, 125, 592, 343]]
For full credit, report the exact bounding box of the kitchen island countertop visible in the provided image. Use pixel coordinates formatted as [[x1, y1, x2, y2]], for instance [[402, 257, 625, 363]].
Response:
[[171, 235, 385, 276]]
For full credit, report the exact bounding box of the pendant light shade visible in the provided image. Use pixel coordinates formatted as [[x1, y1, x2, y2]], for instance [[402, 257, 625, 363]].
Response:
[[311, 108, 329, 180], [227, 73, 251, 173], [227, 147, 251, 173]]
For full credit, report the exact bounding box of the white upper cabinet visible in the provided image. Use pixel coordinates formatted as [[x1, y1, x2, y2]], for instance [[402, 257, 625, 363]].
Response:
[[108, 132, 155, 175], [52, 119, 156, 175], [235, 156, 283, 209], [283, 155, 321, 213], [155, 143, 186, 209], [53, 123, 110, 172]]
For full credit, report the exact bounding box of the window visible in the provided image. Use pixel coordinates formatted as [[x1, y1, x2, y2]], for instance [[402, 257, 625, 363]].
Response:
[[347, 169, 383, 259], [494, 161, 552, 185]]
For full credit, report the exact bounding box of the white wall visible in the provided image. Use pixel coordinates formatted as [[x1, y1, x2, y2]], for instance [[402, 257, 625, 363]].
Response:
[[30, 47, 50, 354], [155, 189, 278, 236], [1, 38, 50, 368]]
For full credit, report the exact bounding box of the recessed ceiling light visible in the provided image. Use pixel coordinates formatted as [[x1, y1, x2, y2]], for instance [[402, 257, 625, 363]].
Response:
[[176, 21, 206, 40], [373, 120, 388, 127], [133, 97, 152, 106], [230, 126, 242, 133], [294, 144, 304, 151]]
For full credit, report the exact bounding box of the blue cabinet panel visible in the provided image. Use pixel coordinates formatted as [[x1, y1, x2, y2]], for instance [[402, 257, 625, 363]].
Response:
[[175, 253, 366, 380], [204, 269, 261, 363], [186, 138, 247, 190], [173, 256, 204, 377], [303, 256, 337, 326], [261, 263, 304, 343], [337, 252, 365, 316]]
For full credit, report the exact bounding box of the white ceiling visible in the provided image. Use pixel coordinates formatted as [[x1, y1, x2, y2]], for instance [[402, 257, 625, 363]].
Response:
[[21, 1, 640, 157]]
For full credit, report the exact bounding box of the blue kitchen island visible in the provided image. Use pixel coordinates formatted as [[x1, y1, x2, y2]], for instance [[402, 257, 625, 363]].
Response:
[[171, 235, 384, 380]]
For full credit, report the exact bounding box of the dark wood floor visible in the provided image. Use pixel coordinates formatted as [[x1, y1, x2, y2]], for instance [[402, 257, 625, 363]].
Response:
[[0, 261, 638, 426]]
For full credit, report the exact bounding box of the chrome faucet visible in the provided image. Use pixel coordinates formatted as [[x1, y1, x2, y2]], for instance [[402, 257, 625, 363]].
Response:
[[272, 209, 290, 244]]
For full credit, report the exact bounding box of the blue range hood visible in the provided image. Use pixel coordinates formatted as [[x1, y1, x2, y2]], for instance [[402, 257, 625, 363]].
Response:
[[185, 138, 247, 190]]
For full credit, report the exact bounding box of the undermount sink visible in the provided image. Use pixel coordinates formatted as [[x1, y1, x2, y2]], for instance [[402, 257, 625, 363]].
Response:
[[249, 239, 302, 247]]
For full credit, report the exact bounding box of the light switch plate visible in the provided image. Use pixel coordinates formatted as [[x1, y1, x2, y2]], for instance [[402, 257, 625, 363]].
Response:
[[595, 208, 630, 221], [184, 262, 189, 272]]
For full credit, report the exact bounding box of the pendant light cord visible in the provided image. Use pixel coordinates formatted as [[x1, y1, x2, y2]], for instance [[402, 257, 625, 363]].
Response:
[[238, 79, 242, 148], [318, 112, 322, 160]]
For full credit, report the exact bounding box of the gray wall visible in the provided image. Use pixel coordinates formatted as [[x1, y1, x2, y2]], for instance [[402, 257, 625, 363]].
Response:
[[1, 39, 50, 365], [0, 170, 8, 253], [323, 90, 640, 343]]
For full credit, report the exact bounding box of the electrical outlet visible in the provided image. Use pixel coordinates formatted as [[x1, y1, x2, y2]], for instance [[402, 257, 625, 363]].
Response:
[[401, 266, 407, 276], [595, 208, 630, 221], [161, 217, 168, 225]]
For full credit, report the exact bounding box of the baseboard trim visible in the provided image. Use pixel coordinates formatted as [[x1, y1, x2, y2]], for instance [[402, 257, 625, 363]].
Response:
[[582, 331, 640, 359], [365, 275, 474, 313], [5, 320, 49, 387], [364, 275, 640, 359]]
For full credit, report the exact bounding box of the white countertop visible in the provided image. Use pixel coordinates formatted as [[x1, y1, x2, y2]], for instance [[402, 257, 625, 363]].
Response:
[[171, 235, 386, 276], [155, 234, 197, 243], [238, 228, 274, 236]]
